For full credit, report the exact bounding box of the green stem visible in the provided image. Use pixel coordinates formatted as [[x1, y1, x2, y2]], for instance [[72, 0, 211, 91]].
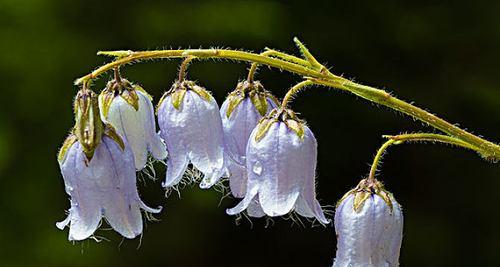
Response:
[[369, 139, 396, 182], [246, 50, 311, 83], [311, 78, 499, 161], [178, 56, 194, 82], [76, 47, 500, 162], [368, 133, 481, 181], [281, 80, 314, 109]]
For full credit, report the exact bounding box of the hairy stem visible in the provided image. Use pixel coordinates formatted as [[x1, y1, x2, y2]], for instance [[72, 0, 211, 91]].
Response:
[[77, 47, 500, 162], [247, 49, 311, 83], [281, 80, 314, 109], [178, 56, 194, 82], [368, 133, 480, 181]]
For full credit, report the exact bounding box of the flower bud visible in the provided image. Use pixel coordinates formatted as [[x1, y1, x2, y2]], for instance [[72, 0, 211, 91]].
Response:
[[227, 108, 329, 223], [333, 179, 403, 267], [99, 78, 167, 170], [73, 88, 104, 160], [220, 80, 278, 198], [157, 80, 225, 189]]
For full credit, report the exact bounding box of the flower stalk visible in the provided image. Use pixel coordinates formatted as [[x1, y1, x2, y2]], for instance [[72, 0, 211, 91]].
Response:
[[368, 133, 482, 182], [76, 41, 500, 163]]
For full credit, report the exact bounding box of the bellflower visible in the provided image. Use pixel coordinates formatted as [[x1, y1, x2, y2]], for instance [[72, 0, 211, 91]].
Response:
[[99, 78, 167, 170], [157, 80, 225, 189], [227, 109, 329, 224], [57, 88, 161, 241], [333, 179, 403, 267], [220, 81, 278, 198]]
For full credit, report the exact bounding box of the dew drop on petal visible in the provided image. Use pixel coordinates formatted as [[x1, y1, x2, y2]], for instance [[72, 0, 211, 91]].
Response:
[[252, 161, 262, 176]]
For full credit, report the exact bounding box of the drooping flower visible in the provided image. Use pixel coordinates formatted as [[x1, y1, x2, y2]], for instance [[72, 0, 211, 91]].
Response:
[[220, 80, 278, 198], [227, 108, 329, 224], [99, 77, 167, 170], [333, 179, 403, 267], [57, 88, 161, 241], [157, 80, 225, 189]]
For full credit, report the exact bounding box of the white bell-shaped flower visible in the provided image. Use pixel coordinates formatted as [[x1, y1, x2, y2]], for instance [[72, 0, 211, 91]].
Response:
[[157, 80, 225, 189], [333, 179, 403, 267], [220, 81, 278, 198], [227, 109, 329, 224], [99, 78, 167, 170]]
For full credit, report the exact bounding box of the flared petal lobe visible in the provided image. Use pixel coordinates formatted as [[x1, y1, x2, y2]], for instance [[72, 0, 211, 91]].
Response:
[[100, 86, 167, 170], [333, 189, 403, 267], [227, 115, 329, 224], [157, 85, 225, 189], [57, 136, 161, 241], [220, 97, 277, 197]]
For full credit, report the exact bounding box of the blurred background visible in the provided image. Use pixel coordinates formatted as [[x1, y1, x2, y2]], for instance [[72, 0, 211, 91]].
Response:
[[0, 0, 499, 266]]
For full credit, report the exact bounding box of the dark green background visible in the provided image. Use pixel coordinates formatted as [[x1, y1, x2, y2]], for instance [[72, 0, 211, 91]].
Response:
[[1, 0, 499, 266]]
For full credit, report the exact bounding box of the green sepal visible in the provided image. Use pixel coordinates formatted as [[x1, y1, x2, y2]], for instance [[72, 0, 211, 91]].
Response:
[[340, 178, 395, 213], [254, 118, 277, 142], [279, 108, 305, 140], [353, 191, 371, 212], [285, 119, 305, 140], [104, 123, 125, 151], [98, 89, 115, 119], [225, 93, 244, 118], [100, 79, 142, 119], [74, 88, 104, 160], [120, 87, 139, 111], [375, 190, 394, 212], [58, 133, 78, 163], [171, 89, 187, 110], [191, 85, 212, 102], [249, 90, 268, 117]]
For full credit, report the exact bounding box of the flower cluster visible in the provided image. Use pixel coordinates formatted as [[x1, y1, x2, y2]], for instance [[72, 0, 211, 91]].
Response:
[[57, 56, 404, 267], [57, 68, 331, 240]]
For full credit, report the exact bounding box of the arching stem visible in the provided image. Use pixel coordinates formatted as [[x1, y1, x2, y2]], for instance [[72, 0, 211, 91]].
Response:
[[76, 47, 500, 162], [368, 133, 481, 182], [281, 80, 314, 109]]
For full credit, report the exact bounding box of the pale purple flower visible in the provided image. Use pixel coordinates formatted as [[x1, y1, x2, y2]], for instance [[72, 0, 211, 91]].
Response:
[[227, 109, 329, 224], [99, 79, 167, 170], [220, 81, 278, 198], [333, 179, 403, 267], [157, 80, 225, 189], [56, 135, 161, 241]]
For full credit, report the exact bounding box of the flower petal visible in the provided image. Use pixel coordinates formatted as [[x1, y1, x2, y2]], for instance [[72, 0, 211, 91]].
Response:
[[246, 197, 266, 218], [247, 122, 300, 217], [157, 94, 191, 187], [105, 96, 148, 169], [226, 183, 259, 216], [293, 126, 329, 224], [98, 138, 144, 239], [59, 142, 102, 241], [333, 194, 373, 267], [137, 91, 168, 161], [182, 91, 225, 188], [374, 196, 403, 266], [226, 160, 247, 198], [221, 97, 277, 197]]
